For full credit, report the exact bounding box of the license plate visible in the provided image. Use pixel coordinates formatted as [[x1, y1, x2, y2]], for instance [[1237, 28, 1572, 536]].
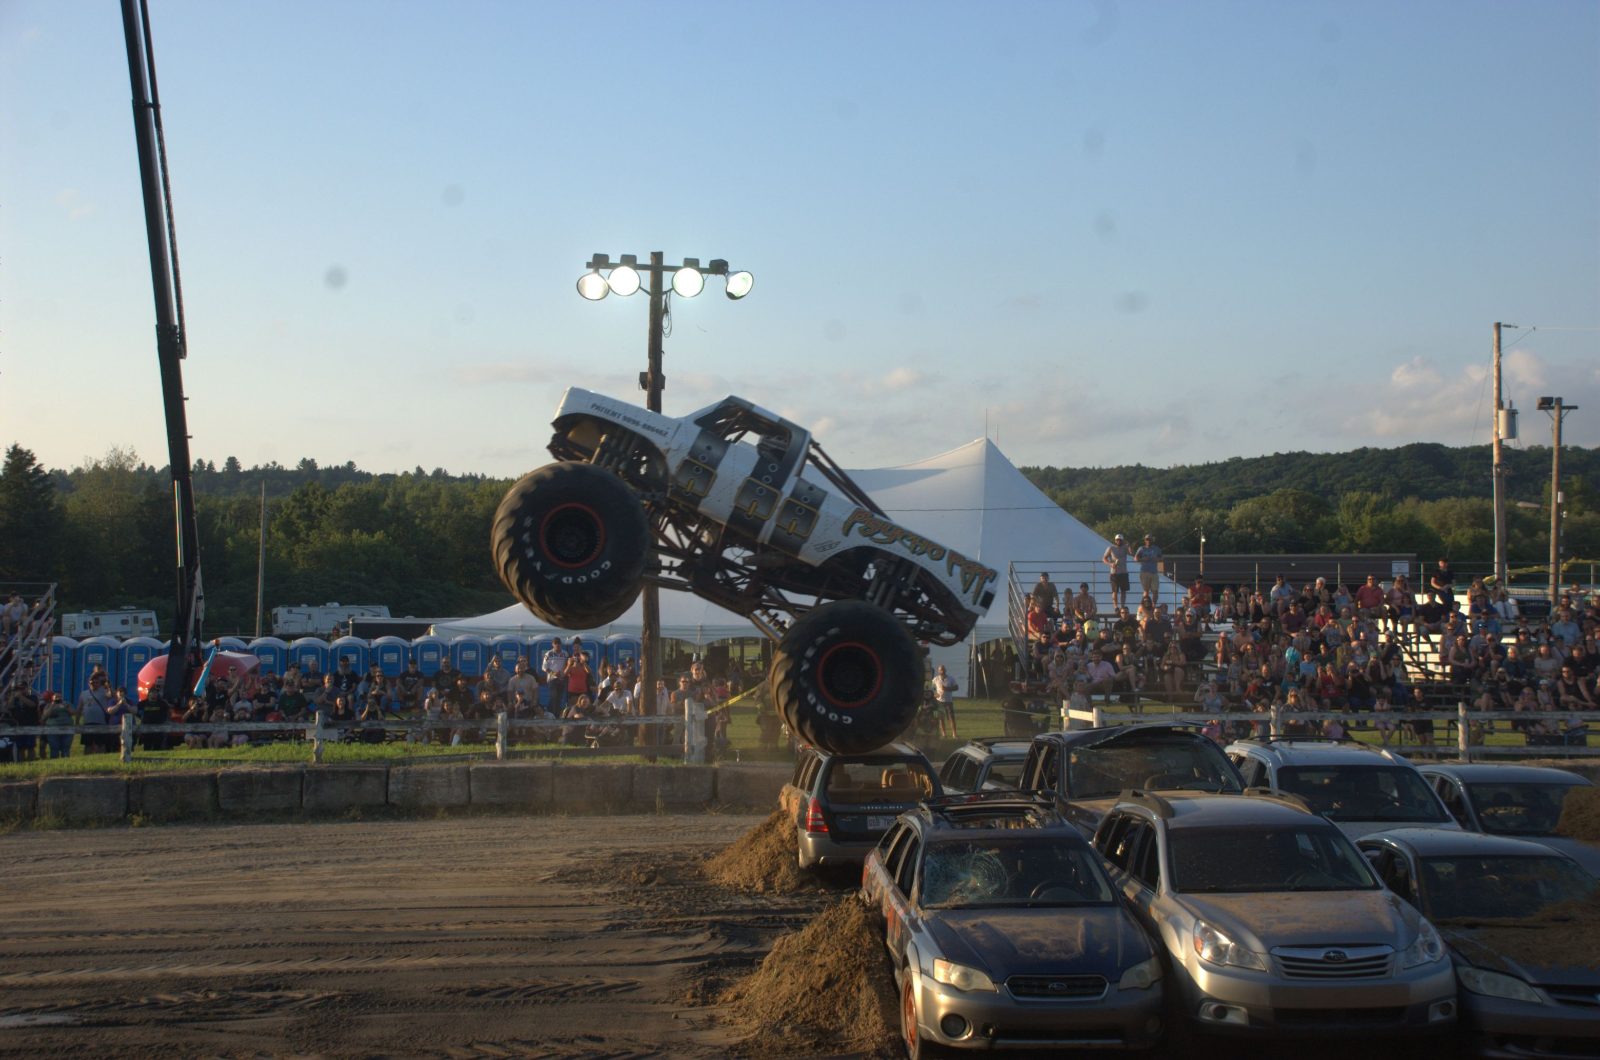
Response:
[[868, 815, 894, 830]]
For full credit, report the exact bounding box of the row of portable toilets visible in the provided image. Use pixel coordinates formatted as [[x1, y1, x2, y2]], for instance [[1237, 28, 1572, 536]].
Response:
[[35, 633, 643, 706]]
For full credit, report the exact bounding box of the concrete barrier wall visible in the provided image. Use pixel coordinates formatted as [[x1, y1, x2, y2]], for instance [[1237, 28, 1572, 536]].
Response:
[[303, 766, 389, 813], [10, 757, 1600, 831], [0, 762, 791, 828], [39, 776, 127, 823], [712, 764, 789, 810], [129, 772, 218, 820]]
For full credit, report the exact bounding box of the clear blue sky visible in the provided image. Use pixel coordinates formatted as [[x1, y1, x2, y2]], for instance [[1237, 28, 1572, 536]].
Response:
[[4, 0, 1596, 477]]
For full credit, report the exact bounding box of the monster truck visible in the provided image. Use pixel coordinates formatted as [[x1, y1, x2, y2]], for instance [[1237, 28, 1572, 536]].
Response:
[[491, 388, 998, 754]]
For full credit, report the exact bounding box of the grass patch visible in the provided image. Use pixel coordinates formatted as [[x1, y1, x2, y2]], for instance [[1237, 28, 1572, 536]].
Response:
[[0, 738, 673, 781], [4, 694, 1533, 783]]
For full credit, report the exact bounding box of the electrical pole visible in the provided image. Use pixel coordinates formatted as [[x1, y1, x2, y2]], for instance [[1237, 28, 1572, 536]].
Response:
[[1492, 323, 1507, 586], [255, 481, 267, 639], [641, 252, 666, 723], [1539, 396, 1579, 606]]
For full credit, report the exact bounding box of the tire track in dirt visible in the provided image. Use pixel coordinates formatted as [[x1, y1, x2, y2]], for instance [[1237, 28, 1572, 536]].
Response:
[[0, 815, 767, 1058]]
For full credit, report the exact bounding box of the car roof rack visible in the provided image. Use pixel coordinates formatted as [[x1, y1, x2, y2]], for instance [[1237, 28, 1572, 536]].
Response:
[[1236, 734, 1365, 748], [1117, 789, 1175, 818], [964, 735, 1030, 750], [1242, 787, 1314, 813], [923, 790, 1055, 813]]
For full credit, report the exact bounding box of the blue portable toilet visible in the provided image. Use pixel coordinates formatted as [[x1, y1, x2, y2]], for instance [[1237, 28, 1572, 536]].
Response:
[[329, 635, 369, 673], [452, 634, 489, 676], [213, 636, 250, 654], [370, 636, 410, 677], [412, 635, 449, 676], [121, 637, 166, 697], [248, 636, 289, 675], [37, 636, 78, 698], [605, 633, 642, 670], [490, 634, 527, 673], [76, 636, 124, 699], [289, 637, 331, 677]]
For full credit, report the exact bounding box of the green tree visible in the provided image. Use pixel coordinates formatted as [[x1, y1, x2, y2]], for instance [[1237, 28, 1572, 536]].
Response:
[[0, 444, 64, 580]]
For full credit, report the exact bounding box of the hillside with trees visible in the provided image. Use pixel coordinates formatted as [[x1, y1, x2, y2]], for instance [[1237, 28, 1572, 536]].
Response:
[[2, 441, 1595, 634]]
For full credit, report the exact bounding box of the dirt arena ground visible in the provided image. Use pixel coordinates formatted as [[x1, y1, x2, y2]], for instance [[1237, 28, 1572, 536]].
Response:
[[1, 814, 1466, 1060], [0, 813, 829, 1059]]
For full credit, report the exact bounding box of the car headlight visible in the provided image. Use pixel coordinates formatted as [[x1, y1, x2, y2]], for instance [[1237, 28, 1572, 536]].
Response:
[[1458, 965, 1545, 1004], [1192, 921, 1268, 971], [932, 958, 998, 993], [1118, 955, 1163, 991], [1399, 920, 1447, 969]]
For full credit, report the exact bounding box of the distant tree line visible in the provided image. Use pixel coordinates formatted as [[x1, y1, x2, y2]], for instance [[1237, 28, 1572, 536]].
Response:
[[1, 440, 1595, 634], [1022, 441, 1599, 569], [1, 444, 511, 635]]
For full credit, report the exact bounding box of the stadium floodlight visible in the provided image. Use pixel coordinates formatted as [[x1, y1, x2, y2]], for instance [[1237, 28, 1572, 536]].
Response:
[[574, 248, 754, 778], [671, 259, 705, 297], [606, 264, 642, 297]]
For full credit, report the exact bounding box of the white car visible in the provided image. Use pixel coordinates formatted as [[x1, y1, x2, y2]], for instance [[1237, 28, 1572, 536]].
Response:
[[491, 388, 998, 752]]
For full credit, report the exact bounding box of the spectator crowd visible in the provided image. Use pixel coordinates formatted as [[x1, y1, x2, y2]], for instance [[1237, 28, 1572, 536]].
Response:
[[2, 627, 754, 762], [1022, 550, 1600, 746]]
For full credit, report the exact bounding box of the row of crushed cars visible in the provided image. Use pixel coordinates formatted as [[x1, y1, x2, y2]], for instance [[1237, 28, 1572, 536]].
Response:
[[777, 724, 1600, 1058]]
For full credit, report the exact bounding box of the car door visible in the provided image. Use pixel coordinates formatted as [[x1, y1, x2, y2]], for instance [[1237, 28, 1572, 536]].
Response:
[[864, 823, 904, 907], [1121, 820, 1163, 921], [884, 828, 923, 969], [1428, 774, 1476, 830], [1231, 752, 1267, 789], [1368, 845, 1420, 907], [781, 751, 819, 820]]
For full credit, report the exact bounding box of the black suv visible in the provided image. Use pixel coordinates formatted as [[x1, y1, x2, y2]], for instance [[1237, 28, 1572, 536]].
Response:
[[938, 737, 1031, 794], [779, 741, 941, 869], [1019, 725, 1244, 837]]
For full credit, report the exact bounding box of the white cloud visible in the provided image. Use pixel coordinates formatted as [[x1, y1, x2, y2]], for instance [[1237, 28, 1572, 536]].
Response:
[[1504, 348, 1546, 389], [55, 188, 93, 221], [1389, 355, 1444, 390]]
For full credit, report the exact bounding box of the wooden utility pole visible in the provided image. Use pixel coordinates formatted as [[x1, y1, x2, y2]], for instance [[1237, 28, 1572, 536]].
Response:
[[1492, 323, 1507, 586], [641, 251, 666, 722], [1550, 399, 1565, 607], [255, 481, 267, 638]]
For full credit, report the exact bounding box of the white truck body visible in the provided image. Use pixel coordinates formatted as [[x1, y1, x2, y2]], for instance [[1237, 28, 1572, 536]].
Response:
[[270, 603, 391, 637], [61, 609, 160, 639], [554, 388, 998, 622]]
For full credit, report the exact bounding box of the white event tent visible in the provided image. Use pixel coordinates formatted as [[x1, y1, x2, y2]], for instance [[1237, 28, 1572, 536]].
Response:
[[433, 439, 1121, 690]]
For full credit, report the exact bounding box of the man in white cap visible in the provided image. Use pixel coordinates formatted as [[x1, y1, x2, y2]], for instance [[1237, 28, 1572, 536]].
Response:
[[1102, 533, 1131, 609]]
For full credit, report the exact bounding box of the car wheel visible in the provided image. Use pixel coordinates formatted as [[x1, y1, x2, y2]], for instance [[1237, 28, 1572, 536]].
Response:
[[770, 600, 921, 755], [901, 973, 940, 1059], [491, 461, 649, 629]]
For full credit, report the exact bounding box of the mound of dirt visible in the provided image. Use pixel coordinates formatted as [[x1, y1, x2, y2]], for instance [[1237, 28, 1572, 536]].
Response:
[[704, 810, 819, 894], [723, 895, 900, 1057], [1556, 786, 1600, 842]]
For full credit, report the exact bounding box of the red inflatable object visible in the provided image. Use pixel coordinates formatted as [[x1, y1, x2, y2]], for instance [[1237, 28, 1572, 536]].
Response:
[[137, 650, 260, 702]]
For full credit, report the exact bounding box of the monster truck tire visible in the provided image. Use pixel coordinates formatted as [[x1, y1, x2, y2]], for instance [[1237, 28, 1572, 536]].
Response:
[[491, 461, 649, 630], [770, 600, 921, 755]]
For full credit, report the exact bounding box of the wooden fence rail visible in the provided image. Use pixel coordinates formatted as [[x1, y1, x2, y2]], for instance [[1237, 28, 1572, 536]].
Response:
[[0, 712, 690, 765], [1063, 704, 1600, 762]]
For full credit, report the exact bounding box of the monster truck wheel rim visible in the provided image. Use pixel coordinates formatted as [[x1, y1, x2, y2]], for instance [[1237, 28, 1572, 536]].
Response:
[[815, 641, 882, 710], [539, 502, 605, 569]]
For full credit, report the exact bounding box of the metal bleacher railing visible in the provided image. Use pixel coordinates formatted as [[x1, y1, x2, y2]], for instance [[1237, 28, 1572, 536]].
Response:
[[1, 582, 57, 699]]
